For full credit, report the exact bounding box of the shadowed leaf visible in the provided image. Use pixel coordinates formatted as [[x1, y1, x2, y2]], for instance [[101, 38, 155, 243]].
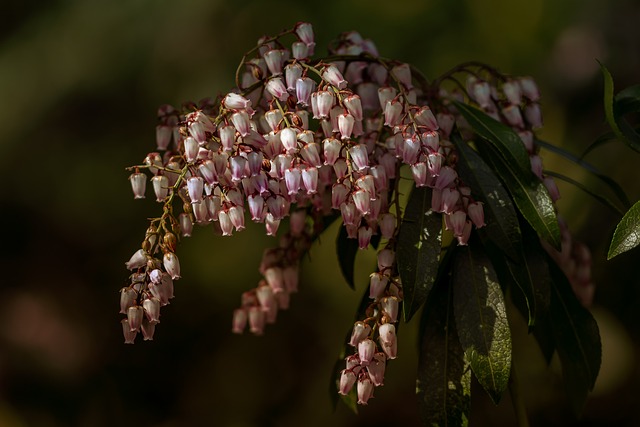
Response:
[[336, 223, 358, 289], [397, 186, 443, 322]]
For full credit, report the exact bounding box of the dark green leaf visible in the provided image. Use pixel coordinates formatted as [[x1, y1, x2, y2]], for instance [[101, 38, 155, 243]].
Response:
[[453, 246, 512, 404], [614, 84, 640, 117], [599, 62, 640, 152], [417, 278, 471, 427], [580, 130, 616, 159], [454, 134, 521, 261], [453, 101, 532, 179], [397, 186, 443, 322], [608, 199, 640, 259], [549, 260, 601, 415], [477, 142, 561, 250], [536, 138, 630, 209], [336, 223, 358, 289], [544, 170, 625, 215]]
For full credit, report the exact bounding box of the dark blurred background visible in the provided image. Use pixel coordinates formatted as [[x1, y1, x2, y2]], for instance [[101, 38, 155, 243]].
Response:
[[1, 0, 639, 426]]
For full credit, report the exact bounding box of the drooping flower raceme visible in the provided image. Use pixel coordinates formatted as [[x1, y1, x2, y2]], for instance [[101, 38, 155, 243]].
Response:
[[121, 22, 593, 409]]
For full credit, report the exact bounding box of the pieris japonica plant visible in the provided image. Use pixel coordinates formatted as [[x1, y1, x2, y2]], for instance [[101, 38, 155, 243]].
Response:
[[121, 22, 602, 426]]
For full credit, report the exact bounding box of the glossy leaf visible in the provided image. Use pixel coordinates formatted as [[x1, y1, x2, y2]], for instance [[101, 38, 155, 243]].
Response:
[[454, 134, 521, 261], [417, 278, 471, 427], [608, 199, 640, 259], [549, 260, 601, 415], [453, 246, 512, 404], [336, 223, 358, 289], [453, 100, 531, 179], [397, 186, 443, 322], [536, 138, 630, 210], [477, 142, 561, 250]]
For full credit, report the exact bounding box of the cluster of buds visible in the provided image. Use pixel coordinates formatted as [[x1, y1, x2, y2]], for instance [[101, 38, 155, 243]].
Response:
[[338, 248, 401, 404], [122, 23, 593, 395]]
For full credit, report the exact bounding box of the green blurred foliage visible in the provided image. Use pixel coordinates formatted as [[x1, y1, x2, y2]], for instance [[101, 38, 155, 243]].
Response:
[[0, 0, 639, 425]]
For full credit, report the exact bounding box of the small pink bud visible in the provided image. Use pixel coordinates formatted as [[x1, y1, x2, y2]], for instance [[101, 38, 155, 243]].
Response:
[[120, 287, 137, 314], [414, 106, 438, 130], [126, 250, 149, 274], [230, 111, 252, 137], [295, 77, 316, 106], [280, 128, 298, 153], [441, 188, 460, 213], [143, 297, 161, 323], [467, 202, 486, 228], [295, 22, 315, 47], [291, 41, 308, 60], [470, 79, 492, 109], [333, 158, 349, 179], [343, 94, 363, 121], [377, 249, 395, 271], [179, 213, 193, 237], [338, 113, 355, 140], [448, 210, 467, 236], [391, 63, 412, 89], [543, 176, 560, 202], [383, 100, 403, 127], [427, 152, 443, 177], [503, 81, 522, 105], [266, 77, 289, 101], [350, 321, 372, 347], [378, 323, 397, 359], [323, 138, 341, 165], [219, 125, 236, 151], [264, 267, 285, 293], [352, 189, 371, 215], [163, 252, 181, 280], [284, 168, 302, 195], [183, 136, 199, 163], [301, 167, 318, 194], [339, 370, 357, 395], [457, 220, 473, 245], [367, 352, 386, 386], [357, 376, 375, 405], [402, 138, 421, 165], [434, 166, 457, 190], [263, 49, 286, 76], [411, 162, 428, 187], [187, 176, 204, 204], [379, 213, 396, 240], [524, 103, 543, 129], [218, 210, 233, 236], [223, 93, 253, 110], [358, 339, 376, 366], [322, 65, 347, 89], [129, 172, 147, 199], [228, 205, 245, 231], [349, 144, 369, 171], [248, 306, 266, 335], [377, 86, 397, 111], [340, 202, 359, 226], [530, 155, 543, 179], [316, 91, 334, 119], [358, 226, 373, 249], [140, 318, 156, 341], [121, 319, 137, 344], [519, 77, 540, 101], [356, 174, 376, 200], [381, 296, 399, 322], [300, 142, 322, 168], [437, 113, 455, 138], [127, 305, 144, 332], [332, 183, 350, 209], [502, 104, 525, 128], [156, 125, 172, 151], [369, 272, 388, 299]]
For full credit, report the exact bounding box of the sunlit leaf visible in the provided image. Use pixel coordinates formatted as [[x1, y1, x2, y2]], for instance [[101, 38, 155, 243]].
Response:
[[549, 260, 601, 415], [608, 199, 640, 259], [336, 223, 358, 289], [397, 186, 443, 322], [454, 134, 521, 261], [477, 143, 561, 250], [453, 101, 531, 179], [417, 278, 471, 427], [452, 246, 512, 404]]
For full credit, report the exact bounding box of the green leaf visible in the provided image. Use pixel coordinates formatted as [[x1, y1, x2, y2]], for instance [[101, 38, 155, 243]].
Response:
[[544, 170, 625, 215], [453, 100, 532, 179], [608, 199, 640, 259], [580, 130, 616, 159], [417, 277, 471, 427], [452, 245, 512, 404], [397, 186, 443, 322], [454, 134, 522, 261], [614, 84, 640, 117], [549, 260, 601, 415], [477, 142, 561, 250], [599, 62, 640, 152], [536, 138, 630, 210], [336, 223, 358, 289]]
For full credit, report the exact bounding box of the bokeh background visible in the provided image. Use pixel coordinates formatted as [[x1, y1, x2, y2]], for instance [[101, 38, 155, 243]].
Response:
[[1, 0, 639, 425]]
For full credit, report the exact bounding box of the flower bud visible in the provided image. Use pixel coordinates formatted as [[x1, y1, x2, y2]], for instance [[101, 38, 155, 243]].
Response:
[[367, 352, 386, 386], [143, 297, 161, 323], [129, 172, 147, 199], [121, 319, 137, 344], [467, 202, 486, 228], [378, 323, 397, 359], [120, 287, 137, 314], [266, 77, 289, 102], [358, 339, 376, 366], [187, 176, 204, 204], [381, 296, 399, 322], [141, 318, 156, 341], [349, 144, 369, 171], [163, 252, 181, 280], [357, 376, 375, 405], [125, 249, 147, 270], [338, 370, 357, 395], [127, 305, 144, 332], [295, 77, 316, 106], [248, 306, 265, 335], [369, 272, 388, 300], [350, 321, 372, 346], [322, 65, 347, 89]]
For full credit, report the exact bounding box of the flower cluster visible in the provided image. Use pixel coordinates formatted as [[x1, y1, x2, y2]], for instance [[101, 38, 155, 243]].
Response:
[[121, 22, 595, 406]]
